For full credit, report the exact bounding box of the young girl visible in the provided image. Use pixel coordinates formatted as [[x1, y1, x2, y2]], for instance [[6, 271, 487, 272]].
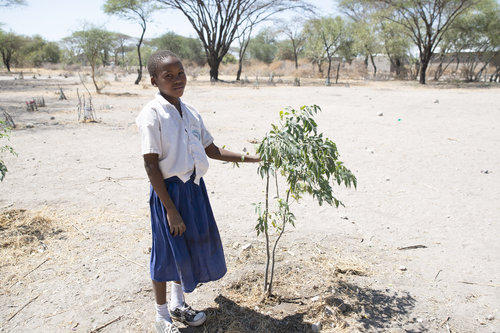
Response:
[[136, 50, 260, 333]]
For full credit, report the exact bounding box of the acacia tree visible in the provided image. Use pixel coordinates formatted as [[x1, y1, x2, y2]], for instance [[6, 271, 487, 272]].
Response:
[[444, 0, 500, 81], [151, 32, 205, 64], [277, 17, 306, 69], [304, 16, 353, 85], [0, 30, 25, 72], [154, 0, 311, 81], [370, 0, 478, 84], [339, 0, 382, 78], [248, 28, 278, 64], [379, 21, 411, 78], [104, 0, 157, 84], [64, 28, 115, 93], [256, 105, 356, 295]]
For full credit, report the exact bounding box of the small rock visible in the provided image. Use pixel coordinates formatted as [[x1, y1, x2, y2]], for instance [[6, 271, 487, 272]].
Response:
[[26, 123, 35, 128], [399, 265, 407, 271], [378, 112, 383, 116], [340, 216, 349, 220], [481, 170, 490, 174], [242, 243, 253, 251], [417, 317, 423, 323], [385, 177, 390, 181], [486, 314, 495, 321], [50, 116, 55, 120], [434, 99, 439, 103], [311, 296, 320, 302], [311, 322, 322, 332], [338, 303, 348, 313]]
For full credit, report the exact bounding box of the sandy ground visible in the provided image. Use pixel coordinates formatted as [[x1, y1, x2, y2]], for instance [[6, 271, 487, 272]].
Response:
[[0, 71, 499, 333]]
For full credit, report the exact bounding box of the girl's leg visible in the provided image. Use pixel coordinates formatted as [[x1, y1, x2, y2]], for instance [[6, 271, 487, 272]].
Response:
[[152, 280, 172, 323], [152, 280, 167, 305]]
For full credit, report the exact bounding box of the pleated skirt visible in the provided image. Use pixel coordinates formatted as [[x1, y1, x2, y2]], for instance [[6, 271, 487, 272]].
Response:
[[149, 174, 226, 293]]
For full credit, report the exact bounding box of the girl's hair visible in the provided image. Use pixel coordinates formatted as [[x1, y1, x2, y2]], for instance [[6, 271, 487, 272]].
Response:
[[147, 50, 180, 78]]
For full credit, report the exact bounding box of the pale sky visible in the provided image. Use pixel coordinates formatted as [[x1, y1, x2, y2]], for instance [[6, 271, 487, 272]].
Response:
[[0, 0, 337, 42]]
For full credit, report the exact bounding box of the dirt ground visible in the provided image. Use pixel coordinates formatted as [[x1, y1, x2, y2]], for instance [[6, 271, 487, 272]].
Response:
[[0, 70, 499, 333]]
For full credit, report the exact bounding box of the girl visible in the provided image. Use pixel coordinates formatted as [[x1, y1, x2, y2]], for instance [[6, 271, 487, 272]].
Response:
[[136, 50, 260, 333]]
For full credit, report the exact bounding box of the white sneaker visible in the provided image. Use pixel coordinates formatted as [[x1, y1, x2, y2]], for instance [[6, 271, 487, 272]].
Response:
[[155, 319, 180, 333]]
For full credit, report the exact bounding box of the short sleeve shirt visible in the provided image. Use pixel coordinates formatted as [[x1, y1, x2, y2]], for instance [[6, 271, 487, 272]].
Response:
[[136, 92, 213, 185]]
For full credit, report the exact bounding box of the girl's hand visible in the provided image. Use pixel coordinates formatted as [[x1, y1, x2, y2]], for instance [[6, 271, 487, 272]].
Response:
[[167, 210, 186, 237]]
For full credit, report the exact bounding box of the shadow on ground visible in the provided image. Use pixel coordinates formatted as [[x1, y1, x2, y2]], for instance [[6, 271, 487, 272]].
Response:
[[179, 279, 422, 332], [335, 280, 424, 332]]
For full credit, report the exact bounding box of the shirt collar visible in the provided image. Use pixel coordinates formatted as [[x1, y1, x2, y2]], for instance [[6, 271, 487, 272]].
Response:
[[155, 92, 184, 118], [155, 92, 182, 108]]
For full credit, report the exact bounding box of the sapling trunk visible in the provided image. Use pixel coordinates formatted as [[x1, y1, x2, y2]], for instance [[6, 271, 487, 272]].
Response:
[[263, 172, 271, 292], [268, 190, 290, 296]]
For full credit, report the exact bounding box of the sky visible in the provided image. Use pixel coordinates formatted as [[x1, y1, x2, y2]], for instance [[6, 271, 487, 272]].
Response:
[[0, 0, 337, 42]]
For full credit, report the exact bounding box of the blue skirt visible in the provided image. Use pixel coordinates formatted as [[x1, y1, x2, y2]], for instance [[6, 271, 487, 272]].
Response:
[[149, 175, 227, 293]]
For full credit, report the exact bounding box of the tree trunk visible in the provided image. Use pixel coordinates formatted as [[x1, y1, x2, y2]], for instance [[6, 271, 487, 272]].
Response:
[[335, 61, 341, 84], [1, 51, 11, 72], [263, 173, 271, 293], [236, 58, 243, 81], [91, 64, 101, 94], [419, 60, 428, 84], [326, 57, 332, 86], [395, 58, 401, 77], [135, 24, 146, 85], [369, 53, 377, 79], [419, 48, 432, 84], [209, 57, 221, 81]]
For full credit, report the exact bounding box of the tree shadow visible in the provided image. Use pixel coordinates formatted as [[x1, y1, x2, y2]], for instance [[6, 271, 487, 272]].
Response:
[[179, 280, 423, 332], [334, 280, 424, 332], [180, 295, 308, 333]]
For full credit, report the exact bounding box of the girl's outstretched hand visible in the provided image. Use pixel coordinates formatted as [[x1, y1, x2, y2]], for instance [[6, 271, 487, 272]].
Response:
[[167, 210, 186, 237]]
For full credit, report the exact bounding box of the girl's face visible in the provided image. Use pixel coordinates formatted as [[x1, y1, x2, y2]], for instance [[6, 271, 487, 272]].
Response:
[[151, 56, 187, 103]]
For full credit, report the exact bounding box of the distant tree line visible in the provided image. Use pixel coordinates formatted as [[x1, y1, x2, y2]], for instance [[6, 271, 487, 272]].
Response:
[[0, 0, 499, 85]]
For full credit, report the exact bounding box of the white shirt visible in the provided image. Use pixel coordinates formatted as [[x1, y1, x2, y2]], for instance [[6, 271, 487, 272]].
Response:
[[136, 92, 214, 185]]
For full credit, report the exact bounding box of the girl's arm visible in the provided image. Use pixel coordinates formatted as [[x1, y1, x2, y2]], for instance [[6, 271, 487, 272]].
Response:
[[143, 153, 186, 237], [205, 142, 260, 163]]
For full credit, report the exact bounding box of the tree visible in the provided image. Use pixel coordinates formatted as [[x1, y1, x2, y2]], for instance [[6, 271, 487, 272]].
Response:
[[277, 17, 306, 69], [256, 105, 356, 295], [339, 0, 382, 78], [0, 30, 25, 72], [443, 0, 500, 81], [304, 16, 353, 85], [371, 0, 478, 84], [248, 28, 278, 64], [151, 32, 205, 64], [111, 32, 134, 67], [104, 0, 157, 84], [154, 0, 311, 81], [379, 20, 411, 78], [64, 28, 115, 93], [21, 35, 61, 67]]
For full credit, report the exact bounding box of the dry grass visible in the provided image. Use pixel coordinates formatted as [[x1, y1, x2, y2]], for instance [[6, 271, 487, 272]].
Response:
[[0, 209, 65, 266], [201, 244, 370, 333]]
